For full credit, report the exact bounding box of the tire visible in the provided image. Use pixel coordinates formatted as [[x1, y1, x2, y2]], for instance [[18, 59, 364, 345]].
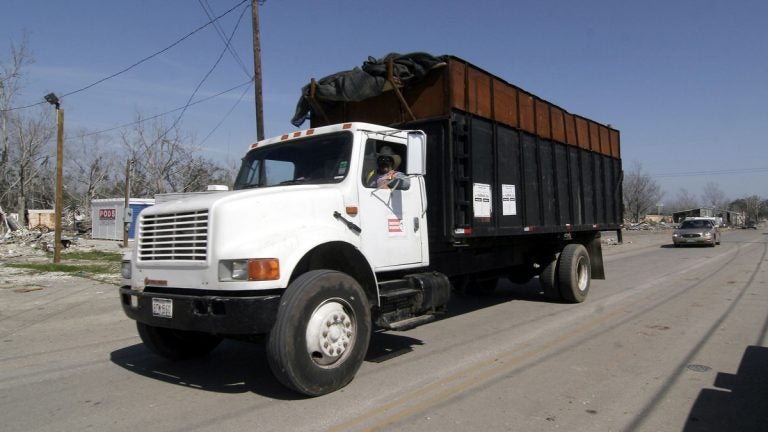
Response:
[[539, 255, 562, 301], [558, 244, 591, 303], [267, 270, 371, 396], [137, 322, 222, 360]]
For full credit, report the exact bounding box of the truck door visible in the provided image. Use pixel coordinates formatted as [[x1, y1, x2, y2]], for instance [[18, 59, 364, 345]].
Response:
[[358, 139, 426, 270]]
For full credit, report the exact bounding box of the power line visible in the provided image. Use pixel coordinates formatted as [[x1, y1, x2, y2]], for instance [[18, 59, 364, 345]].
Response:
[[1, 0, 249, 113], [199, 80, 253, 146], [75, 79, 253, 139], [654, 167, 768, 178], [199, 0, 252, 78], [162, 2, 250, 139]]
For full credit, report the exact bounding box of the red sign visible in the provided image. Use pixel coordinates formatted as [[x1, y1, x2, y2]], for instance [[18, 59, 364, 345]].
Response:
[[388, 218, 403, 233], [99, 208, 116, 220]]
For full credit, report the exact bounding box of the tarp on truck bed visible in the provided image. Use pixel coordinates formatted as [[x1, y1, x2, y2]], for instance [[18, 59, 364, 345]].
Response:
[[291, 52, 446, 127]]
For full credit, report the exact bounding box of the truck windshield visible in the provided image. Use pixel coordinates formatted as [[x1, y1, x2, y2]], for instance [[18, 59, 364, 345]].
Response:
[[234, 132, 353, 190]]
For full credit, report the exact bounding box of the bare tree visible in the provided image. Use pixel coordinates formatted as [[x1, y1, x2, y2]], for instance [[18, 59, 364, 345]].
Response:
[[120, 115, 193, 196], [669, 188, 699, 214], [623, 161, 663, 223], [175, 156, 233, 192], [65, 129, 115, 217], [701, 182, 728, 211], [0, 37, 33, 166], [1, 107, 54, 224], [0, 38, 61, 227], [119, 114, 231, 196], [731, 195, 764, 222]]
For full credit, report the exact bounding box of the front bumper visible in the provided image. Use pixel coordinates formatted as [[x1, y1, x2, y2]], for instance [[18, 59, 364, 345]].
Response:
[[120, 286, 282, 335], [673, 236, 714, 245]]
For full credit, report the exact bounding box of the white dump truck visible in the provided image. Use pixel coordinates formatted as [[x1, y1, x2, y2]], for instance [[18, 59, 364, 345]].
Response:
[[120, 54, 622, 396]]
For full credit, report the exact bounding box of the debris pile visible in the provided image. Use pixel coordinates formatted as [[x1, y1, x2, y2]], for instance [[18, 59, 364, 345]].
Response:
[[1, 227, 85, 258], [625, 221, 673, 231]]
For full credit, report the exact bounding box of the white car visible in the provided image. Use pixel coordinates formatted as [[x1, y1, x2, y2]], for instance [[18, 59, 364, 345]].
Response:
[[673, 219, 720, 247]]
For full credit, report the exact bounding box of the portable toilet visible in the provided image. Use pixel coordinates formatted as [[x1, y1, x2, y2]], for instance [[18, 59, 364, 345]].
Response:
[[91, 198, 155, 240]]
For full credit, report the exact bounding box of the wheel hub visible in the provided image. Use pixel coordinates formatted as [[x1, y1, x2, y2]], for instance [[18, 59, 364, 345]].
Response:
[[576, 257, 589, 291], [306, 300, 354, 366]]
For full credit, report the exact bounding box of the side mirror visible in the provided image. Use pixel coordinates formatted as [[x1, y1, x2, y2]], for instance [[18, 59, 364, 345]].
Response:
[[406, 131, 426, 175]]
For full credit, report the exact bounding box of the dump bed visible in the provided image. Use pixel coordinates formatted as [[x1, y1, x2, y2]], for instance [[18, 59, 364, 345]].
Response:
[[305, 54, 622, 244]]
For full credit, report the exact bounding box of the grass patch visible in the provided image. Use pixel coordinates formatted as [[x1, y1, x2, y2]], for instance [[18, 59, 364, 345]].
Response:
[[7, 262, 119, 275], [63, 251, 123, 262]]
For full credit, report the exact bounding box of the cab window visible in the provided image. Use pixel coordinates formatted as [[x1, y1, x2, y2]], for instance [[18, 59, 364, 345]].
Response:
[[361, 140, 407, 188]]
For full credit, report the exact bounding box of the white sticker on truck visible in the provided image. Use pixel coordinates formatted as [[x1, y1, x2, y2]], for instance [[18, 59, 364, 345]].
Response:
[[502, 184, 517, 216], [473, 183, 492, 219]]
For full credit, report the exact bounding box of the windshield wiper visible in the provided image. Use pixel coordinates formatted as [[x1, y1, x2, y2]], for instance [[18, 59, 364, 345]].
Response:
[[278, 178, 308, 186]]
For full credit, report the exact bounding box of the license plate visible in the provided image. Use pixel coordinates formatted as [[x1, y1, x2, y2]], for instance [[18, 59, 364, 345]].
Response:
[[152, 298, 173, 318]]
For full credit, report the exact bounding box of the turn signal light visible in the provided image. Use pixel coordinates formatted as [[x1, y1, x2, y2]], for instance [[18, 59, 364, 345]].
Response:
[[248, 258, 280, 281]]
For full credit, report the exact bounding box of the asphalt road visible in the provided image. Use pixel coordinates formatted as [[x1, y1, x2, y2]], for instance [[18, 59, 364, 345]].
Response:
[[1, 229, 766, 432]]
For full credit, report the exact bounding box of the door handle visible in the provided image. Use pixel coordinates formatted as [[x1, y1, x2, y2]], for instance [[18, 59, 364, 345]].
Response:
[[414, 217, 420, 232]]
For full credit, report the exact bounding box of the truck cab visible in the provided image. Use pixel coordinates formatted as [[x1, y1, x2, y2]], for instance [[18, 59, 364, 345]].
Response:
[[120, 123, 445, 396]]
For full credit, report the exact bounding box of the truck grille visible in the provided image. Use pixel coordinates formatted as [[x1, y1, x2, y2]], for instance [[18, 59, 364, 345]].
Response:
[[138, 210, 209, 261]]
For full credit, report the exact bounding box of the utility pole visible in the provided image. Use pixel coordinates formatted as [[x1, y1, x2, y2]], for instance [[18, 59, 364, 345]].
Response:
[[123, 159, 134, 248], [44, 93, 64, 264], [251, 0, 265, 141]]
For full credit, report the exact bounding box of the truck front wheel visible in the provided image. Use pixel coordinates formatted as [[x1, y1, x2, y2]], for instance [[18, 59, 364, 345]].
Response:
[[267, 270, 371, 396], [558, 244, 591, 303], [136, 322, 222, 360]]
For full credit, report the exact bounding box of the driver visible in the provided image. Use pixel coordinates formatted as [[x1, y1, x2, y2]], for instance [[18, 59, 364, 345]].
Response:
[[367, 146, 410, 190]]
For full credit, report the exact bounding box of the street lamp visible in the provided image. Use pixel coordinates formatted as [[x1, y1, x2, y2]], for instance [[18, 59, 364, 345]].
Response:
[[44, 93, 60, 108], [44, 92, 64, 264]]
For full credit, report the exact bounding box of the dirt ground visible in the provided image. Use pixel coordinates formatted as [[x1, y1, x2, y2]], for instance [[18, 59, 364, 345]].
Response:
[[0, 233, 127, 290]]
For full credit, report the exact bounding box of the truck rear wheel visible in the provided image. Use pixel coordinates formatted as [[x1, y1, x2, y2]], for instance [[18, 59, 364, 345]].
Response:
[[558, 244, 590, 303], [136, 322, 222, 360], [267, 270, 371, 396]]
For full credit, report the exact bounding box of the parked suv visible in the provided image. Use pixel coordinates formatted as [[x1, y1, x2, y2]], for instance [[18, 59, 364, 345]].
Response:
[[673, 219, 720, 247]]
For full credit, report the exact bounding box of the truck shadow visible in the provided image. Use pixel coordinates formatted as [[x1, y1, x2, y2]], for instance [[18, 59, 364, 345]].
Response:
[[110, 340, 300, 399], [109, 278, 548, 399], [110, 332, 427, 399], [683, 345, 768, 431]]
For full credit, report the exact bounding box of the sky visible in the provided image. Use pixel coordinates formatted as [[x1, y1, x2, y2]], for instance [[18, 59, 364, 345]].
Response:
[[2, 0, 767, 204]]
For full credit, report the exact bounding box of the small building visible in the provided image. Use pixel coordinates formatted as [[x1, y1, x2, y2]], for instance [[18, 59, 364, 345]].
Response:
[[672, 207, 744, 227], [718, 210, 745, 227], [91, 198, 155, 241], [672, 208, 715, 223]]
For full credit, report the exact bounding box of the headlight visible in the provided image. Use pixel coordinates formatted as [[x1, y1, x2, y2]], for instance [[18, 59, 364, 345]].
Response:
[[703, 232, 712, 238], [121, 261, 132, 279], [219, 259, 280, 281]]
